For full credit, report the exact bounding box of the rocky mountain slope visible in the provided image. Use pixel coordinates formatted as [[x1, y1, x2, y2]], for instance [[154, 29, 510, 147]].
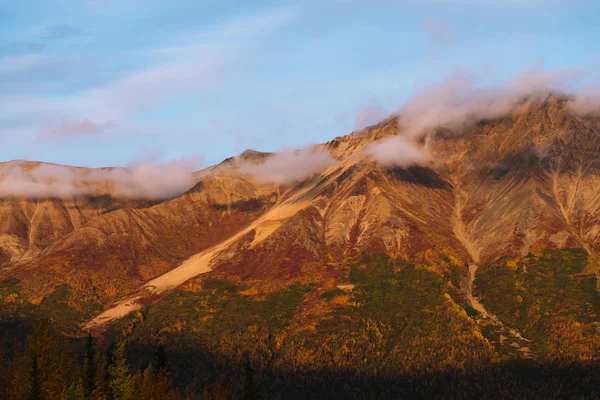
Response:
[[208, 95, 600, 283], [2, 95, 600, 347], [0, 161, 160, 267]]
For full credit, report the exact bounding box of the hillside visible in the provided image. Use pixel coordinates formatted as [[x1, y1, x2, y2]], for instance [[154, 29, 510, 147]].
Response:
[[2, 94, 600, 398]]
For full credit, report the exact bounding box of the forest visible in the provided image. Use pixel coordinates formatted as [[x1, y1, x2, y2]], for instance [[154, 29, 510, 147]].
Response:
[[1, 251, 600, 399]]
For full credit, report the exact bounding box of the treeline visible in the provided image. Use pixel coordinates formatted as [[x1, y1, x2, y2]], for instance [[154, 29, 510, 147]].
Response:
[[3, 251, 600, 399], [0, 319, 261, 399], [2, 318, 600, 399]]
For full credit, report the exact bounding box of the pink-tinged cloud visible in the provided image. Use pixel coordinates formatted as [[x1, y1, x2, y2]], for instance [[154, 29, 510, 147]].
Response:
[[364, 136, 431, 167], [423, 18, 455, 44], [362, 63, 600, 167], [569, 83, 600, 116], [354, 103, 387, 130], [0, 7, 295, 143], [397, 64, 591, 138], [240, 145, 337, 184], [0, 156, 203, 200]]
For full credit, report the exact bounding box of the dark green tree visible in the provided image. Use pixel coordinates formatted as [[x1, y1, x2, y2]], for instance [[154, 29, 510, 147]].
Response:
[[102, 342, 115, 399], [154, 344, 170, 375], [27, 352, 44, 400], [243, 360, 260, 400], [83, 333, 97, 399], [107, 341, 135, 400]]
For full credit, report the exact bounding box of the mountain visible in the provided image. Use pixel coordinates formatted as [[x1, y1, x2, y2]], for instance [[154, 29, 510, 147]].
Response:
[[0, 161, 161, 267], [2, 94, 600, 398]]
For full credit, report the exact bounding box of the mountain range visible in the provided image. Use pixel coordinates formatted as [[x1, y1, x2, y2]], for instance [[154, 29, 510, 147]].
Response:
[[2, 93, 600, 398]]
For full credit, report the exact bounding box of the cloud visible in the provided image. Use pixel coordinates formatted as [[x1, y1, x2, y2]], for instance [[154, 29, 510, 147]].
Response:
[[397, 64, 591, 138], [0, 156, 202, 200], [569, 82, 600, 116], [364, 136, 431, 167], [88, 155, 203, 199], [423, 18, 455, 44], [0, 46, 233, 141], [240, 145, 337, 184], [361, 62, 599, 167], [354, 103, 387, 130], [0, 6, 294, 143]]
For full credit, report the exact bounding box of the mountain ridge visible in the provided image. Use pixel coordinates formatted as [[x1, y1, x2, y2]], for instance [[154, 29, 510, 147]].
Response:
[[2, 93, 600, 333]]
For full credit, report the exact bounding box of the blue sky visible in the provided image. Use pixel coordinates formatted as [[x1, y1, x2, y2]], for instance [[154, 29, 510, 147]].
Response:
[[1, 0, 599, 168]]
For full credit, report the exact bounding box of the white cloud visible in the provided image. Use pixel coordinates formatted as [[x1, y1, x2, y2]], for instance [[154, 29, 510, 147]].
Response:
[[364, 135, 430, 167], [0, 7, 294, 141], [0, 156, 202, 200], [362, 62, 599, 167], [569, 82, 600, 116], [240, 145, 337, 184], [397, 64, 591, 138]]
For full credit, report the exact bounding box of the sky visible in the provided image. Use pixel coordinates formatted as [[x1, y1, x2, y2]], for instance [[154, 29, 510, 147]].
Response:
[[1, 0, 599, 169]]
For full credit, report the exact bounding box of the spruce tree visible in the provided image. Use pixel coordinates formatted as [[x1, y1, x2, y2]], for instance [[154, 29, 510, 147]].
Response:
[[83, 334, 97, 399], [107, 341, 135, 400], [154, 345, 169, 375], [28, 352, 44, 400], [243, 360, 260, 400]]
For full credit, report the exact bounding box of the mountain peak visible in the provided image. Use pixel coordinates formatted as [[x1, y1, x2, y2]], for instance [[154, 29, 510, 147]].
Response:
[[237, 149, 272, 162]]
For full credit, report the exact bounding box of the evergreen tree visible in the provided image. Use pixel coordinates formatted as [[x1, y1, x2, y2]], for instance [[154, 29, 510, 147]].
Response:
[[82, 334, 97, 399], [154, 344, 170, 375], [102, 342, 115, 399], [28, 352, 44, 400], [243, 360, 260, 400], [107, 341, 135, 400]]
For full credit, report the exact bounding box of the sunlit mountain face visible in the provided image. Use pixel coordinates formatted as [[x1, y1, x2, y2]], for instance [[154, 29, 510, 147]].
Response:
[[3, 0, 600, 397], [2, 94, 600, 398]]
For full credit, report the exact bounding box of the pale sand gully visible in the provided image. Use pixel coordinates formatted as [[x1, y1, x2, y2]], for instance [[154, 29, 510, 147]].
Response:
[[82, 164, 348, 330], [82, 201, 307, 329]]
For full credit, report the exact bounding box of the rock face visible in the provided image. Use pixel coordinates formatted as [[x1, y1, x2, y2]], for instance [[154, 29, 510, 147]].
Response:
[[3, 95, 600, 312], [216, 96, 600, 279], [0, 161, 160, 267]]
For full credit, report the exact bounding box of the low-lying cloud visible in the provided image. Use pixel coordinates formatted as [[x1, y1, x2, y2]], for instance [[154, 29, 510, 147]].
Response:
[[396, 64, 597, 138], [358, 63, 600, 168], [364, 136, 431, 167], [0, 156, 202, 200], [570, 82, 600, 116], [240, 145, 337, 184]]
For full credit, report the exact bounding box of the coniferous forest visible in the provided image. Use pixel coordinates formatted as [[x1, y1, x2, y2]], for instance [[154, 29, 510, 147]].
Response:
[[2, 251, 600, 399]]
